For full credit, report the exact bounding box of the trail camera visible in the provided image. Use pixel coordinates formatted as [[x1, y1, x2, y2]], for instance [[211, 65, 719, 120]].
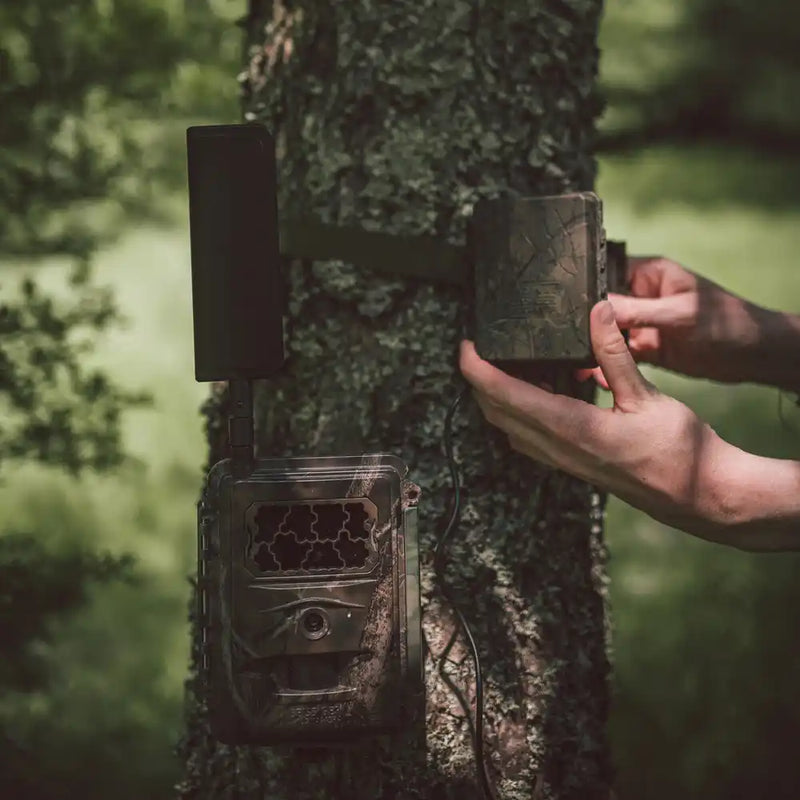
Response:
[[471, 193, 608, 369], [187, 124, 423, 745], [196, 455, 422, 745]]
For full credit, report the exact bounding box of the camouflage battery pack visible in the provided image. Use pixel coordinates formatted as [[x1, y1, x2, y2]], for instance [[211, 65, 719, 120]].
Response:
[[471, 192, 607, 368], [197, 454, 423, 745]]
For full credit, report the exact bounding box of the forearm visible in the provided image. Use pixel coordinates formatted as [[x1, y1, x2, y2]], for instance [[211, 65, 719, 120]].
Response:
[[747, 306, 800, 392], [714, 445, 800, 551]]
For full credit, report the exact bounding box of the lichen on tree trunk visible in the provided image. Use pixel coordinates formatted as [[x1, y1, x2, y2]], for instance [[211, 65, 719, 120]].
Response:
[[179, 2, 611, 798]]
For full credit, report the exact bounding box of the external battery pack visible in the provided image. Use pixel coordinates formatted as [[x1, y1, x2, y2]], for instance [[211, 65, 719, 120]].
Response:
[[471, 192, 607, 369]]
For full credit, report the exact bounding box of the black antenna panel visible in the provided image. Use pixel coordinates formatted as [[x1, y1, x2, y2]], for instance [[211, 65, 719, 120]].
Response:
[[187, 124, 285, 382]]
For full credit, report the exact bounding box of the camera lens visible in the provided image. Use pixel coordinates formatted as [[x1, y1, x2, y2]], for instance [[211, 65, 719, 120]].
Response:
[[300, 608, 329, 640], [304, 612, 324, 633]]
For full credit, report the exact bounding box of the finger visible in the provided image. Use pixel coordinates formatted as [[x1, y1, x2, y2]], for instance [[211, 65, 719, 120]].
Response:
[[593, 367, 610, 391], [627, 327, 661, 364], [473, 395, 559, 465], [609, 293, 698, 331], [626, 257, 665, 296], [575, 367, 610, 390], [460, 340, 593, 435], [472, 387, 610, 481], [506, 423, 611, 489], [626, 256, 698, 297], [474, 380, 620, 488], [590, 301, 653, 407]]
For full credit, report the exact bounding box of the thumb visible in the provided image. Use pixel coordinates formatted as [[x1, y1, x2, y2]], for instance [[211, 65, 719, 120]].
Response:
[[609, 292, 696, 330], [591, 301, 652, 406]]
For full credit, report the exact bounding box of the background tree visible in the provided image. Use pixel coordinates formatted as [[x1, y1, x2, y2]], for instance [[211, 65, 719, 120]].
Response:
[[180, 2, 611, 798]]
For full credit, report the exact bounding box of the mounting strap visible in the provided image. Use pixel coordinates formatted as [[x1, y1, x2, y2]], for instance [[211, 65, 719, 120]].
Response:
[[279, 219, 468, 286]]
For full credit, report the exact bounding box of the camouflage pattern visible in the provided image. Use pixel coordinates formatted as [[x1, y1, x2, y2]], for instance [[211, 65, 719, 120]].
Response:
[[197, 453, 422, 745], [472, 193, 607, 368]]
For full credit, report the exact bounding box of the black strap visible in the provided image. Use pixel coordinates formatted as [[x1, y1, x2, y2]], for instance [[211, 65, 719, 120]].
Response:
[[279, 219, 469, 286]]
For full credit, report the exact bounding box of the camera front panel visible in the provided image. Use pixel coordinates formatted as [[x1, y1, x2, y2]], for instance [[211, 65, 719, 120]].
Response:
[[198, 455, 421, 745]]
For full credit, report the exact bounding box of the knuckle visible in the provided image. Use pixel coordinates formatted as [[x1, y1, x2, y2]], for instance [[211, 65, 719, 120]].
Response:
[[482, 405, 503, 427], [642, 377, 660, 397], [481, 374, 505, 404], [603, 330, 630, 358]]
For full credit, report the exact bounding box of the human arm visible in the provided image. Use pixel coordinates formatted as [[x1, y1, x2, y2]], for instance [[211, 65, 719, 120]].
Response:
[[595, 256, 800, 391], [459, 300, 800, 552]]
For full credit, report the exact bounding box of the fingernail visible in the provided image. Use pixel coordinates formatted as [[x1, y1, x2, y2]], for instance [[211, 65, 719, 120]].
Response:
[[598, 300, 614, 325]]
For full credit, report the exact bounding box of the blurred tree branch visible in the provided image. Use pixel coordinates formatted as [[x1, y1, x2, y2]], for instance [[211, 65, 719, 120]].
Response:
[[598, 0, 800, 156]]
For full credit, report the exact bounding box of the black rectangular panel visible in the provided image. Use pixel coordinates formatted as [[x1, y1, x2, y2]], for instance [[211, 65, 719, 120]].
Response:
[[187, 124, 285, 381]]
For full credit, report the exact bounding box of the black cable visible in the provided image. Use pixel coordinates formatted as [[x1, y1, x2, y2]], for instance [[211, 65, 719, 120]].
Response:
[[433, 384, 499, 800]]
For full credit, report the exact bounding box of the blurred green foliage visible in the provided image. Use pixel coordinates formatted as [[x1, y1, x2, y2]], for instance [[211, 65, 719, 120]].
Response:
[[0, 535, 133, 798], [0, 230, 207, 800], [0, 534, 134, 693], [1, 1, 799, 799], [0, 2, 238, 798], [0, 0, 241, 258], [599, 0, 800, 151], [0, 269, 147, 472]]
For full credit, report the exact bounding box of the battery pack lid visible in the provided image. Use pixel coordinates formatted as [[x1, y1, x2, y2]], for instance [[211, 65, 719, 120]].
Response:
[[472, 192, 606, 367]]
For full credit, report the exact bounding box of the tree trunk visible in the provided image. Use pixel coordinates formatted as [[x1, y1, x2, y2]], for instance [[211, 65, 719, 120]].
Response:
[[179, 2, 611, 798]]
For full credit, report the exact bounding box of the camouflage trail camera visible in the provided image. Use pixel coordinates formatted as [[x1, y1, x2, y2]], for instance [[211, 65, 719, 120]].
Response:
[[197, 454, 423, 744]]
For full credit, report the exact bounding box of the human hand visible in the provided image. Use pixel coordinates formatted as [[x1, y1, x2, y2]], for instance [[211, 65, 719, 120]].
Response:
[[460, 300, 743, 544], [586, 256, 780, 388]]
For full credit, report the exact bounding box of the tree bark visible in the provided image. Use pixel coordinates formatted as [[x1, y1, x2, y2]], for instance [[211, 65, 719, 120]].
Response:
[[179, 2, 611, 798]]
